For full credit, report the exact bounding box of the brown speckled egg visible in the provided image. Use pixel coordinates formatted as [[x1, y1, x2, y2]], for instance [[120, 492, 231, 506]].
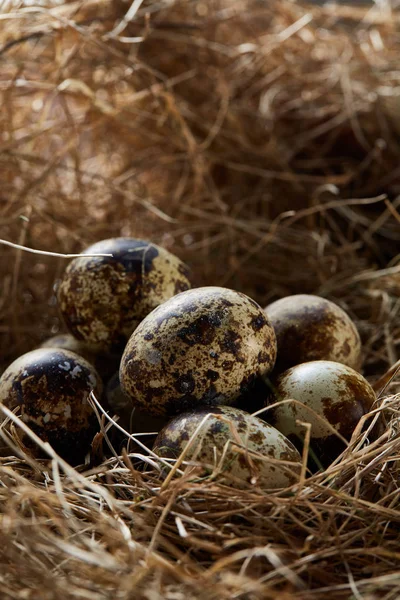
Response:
[[57, 238, 192, 352], [270, 360, 376, 465], [120, 287, 277, 417], [0, 348, 102, 463], [265, 294, 362, 373], [154, 406, 301, 488]]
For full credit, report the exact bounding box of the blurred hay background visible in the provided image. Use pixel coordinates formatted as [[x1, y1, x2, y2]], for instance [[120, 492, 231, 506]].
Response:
[[1, 1, 400, 598]]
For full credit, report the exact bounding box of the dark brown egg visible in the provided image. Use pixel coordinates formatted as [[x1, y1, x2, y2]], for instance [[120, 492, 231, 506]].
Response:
[[265, 294, 362, 373], [154, 406, 301, 488], [270, 360, 376, 465], [0, 348, 102, 463], [57, 238, 191, 352], [120, 287, 277, 417]]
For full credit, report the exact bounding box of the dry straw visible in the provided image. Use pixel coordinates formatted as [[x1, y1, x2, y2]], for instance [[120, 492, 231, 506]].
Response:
[[1, 0, 400, 598]]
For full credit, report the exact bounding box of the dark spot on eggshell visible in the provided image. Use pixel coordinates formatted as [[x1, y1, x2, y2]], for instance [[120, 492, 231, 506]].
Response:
[[251, 314, 267, 331], [236, 416, 247, 433], [206, 369, 220, 382], [176, 313, 222, 346], [249, 431, 264, 445], [218, 298, 235, 308], [222, 360, 235, 370], [154, 406, 301, 488], [0, 348, 103, 464], [257, 351, 270, 364], [120, 287, 277, 417], [178, 261, 191, 278], [221, 330, 242, 357], [342, 340, 351, 357], [175, 374, 195, 394], [57, 238, 192, 352], [265, 295, 362, 373], [210, 420, 224, 434]]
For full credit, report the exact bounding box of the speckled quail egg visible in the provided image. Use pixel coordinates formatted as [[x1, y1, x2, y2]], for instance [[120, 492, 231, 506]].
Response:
[[265, 294, 362, 373], [57, 238, 192, 352], [0, 348, 102, 463], [154, 406, 301, 488], [270, 360, 376, 465], [120, 287, 277, 417]]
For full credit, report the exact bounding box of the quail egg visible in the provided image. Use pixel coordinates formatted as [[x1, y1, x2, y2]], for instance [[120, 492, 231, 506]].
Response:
[[270, 360, 376, 465], [154, 406, 301, 488], [0, 348, 102, 463], [57, 238, 191, 351], [265, 294, 362, 373], [120, 287, 277, 417]]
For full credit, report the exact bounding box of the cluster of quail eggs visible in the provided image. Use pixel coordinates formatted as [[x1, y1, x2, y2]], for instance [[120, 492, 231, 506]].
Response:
[[0, 237, 377, 488]]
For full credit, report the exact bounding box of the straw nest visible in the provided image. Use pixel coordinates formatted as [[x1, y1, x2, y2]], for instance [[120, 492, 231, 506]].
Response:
[[1, 1, 400, 598]]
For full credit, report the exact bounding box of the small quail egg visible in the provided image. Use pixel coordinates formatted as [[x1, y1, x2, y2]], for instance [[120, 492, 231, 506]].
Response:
[[154, 406, 301, 488], [0, 348, 102, 463], [265, 294, 362, 373], [120, 286, 277, 417], [57, 238, 192, 351], [270, 360, 376, 465]]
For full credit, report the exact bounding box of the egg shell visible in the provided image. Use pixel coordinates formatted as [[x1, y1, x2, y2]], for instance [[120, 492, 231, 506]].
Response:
[[154, 406, 301, 488], [270, 360, 376, 465], [40, 334, 96, 363], [0, 348, 103, 463], [120, 286, 277, 417], [57, 238, 192, 351], [265, 294, 362, 373]]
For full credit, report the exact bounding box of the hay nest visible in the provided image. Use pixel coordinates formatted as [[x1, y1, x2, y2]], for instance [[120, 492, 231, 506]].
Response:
[[1, 1, 400, 598]]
